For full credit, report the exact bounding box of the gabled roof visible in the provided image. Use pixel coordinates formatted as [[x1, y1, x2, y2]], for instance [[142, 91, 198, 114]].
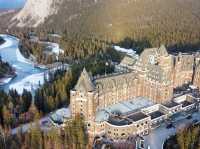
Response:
[[158, 45, 168, 56], [120, 55, 137, 67], [75, 68, 95, 92], [139, 45, 168, 65]]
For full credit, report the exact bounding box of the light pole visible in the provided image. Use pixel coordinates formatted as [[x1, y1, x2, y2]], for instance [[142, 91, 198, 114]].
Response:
[[105, 62, 109, 76]]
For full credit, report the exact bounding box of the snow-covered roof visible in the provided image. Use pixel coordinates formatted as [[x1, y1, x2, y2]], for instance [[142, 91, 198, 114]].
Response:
[[95, 97, 154, 122], [50, 108, 71, 123]]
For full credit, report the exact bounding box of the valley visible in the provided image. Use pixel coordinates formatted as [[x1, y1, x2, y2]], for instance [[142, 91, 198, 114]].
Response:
[[0, 0, 200, 149]]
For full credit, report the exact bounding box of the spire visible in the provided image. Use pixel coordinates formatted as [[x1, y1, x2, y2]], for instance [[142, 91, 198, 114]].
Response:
[[158, 44, 168, 56], [75, 68, 95, 92]]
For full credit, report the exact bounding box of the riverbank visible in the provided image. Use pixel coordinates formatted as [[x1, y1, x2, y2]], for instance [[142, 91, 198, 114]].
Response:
[[0, 74, 16, 86], [0, 34, 69, 94], [0, 36, 5, 45], [0, 52, 16, 86], [0, 34, 45, 94]]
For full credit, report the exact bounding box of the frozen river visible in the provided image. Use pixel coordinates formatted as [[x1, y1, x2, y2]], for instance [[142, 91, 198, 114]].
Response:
[[0, 34, 45, 94]]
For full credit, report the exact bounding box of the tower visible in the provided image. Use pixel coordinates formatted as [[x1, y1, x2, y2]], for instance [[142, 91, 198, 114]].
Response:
[[70, 68, 96, 122]]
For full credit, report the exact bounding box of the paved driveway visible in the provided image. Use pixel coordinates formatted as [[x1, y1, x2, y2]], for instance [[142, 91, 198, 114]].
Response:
[[144, 111, 200, 149]]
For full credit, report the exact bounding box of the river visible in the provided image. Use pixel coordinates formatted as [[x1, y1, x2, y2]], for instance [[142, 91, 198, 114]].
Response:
[[0, 34, 45, 94]]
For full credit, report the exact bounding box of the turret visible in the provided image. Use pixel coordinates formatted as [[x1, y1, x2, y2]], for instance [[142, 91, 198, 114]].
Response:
[[70, 68, 96, 121]]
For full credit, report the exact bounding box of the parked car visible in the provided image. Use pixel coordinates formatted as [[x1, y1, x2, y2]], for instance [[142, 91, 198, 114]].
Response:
[[186, 115, 192, 119]]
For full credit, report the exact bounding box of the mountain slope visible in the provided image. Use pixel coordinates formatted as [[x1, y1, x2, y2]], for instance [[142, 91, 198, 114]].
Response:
[[4, 0, 200, 49], [40, 0, 200, 42], [11, 0, 62, 27]]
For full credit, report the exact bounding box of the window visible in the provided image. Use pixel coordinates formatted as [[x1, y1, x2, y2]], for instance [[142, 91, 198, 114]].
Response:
[[140, 140, 144, 148]]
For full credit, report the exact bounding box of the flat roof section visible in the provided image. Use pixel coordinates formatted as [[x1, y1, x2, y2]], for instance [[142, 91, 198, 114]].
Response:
[[95, 96, 154, 122], [121, 97, 154, 113], [149, 111, 165, 120], [127, 112, 149, 122], [163, 102, 179, 108], [181, 100, 194, 107], [108, 116, 131, 126]]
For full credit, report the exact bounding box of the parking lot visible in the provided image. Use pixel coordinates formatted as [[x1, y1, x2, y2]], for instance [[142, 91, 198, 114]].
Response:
[[144, 110, 200, 149]]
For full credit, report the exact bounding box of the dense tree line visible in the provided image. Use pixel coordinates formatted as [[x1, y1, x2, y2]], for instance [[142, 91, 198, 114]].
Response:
[[164, 125, 200, 149], [0, 89, 34, 128], [59, 34, 109, 60], [39, 0, 200, 52], [18, 38, 57, 65], [34, 70, 73, 114], [33, 42, 120, 115], [0, 56, 14, 78], [0, 115, 89, 149]]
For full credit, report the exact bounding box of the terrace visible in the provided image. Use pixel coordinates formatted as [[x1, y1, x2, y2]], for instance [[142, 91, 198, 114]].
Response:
[[127, 112, 149, 122], [149, 111, 165, 120], [107, 111, 149, 126], [163, 102, 179, 109], [181, 100, 193, 108], [108, 116, 131, 126], [95, 97, 154, 122]]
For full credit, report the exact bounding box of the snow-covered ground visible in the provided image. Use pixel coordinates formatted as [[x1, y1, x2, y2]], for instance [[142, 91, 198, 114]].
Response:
[[47, 42, 64, 55], [11, 116, 51, 135], [40, 41, 64, 55], [16, 46, 34, 64], [9, 72, 45, 94], [0, 34, 45, 94], [11, 107, 71, 135], [144, 111, 200, 149], [114, 46, 138, 57], [0, 77, 13, 85]]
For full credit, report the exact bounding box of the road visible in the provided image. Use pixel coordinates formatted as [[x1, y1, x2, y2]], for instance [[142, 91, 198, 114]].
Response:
[[144, 111, 200, 149]]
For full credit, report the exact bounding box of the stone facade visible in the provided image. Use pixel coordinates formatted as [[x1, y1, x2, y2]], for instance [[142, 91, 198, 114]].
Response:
[[70, 45, 200, 140]]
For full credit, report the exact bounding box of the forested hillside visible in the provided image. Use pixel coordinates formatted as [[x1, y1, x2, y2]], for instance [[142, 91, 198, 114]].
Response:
[[164, 125, 200, 149], [0, 114, 89, 149], [36, 0, 200, 51]]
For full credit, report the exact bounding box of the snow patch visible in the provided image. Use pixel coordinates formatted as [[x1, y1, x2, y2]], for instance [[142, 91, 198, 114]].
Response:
[[114, 46, 137, 57], [0, 77, 13, 85], [55, 108, 71, 119], [9, 72, 45, 94], [48, 42, 64, 55], [16, 47, 33, 65]]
